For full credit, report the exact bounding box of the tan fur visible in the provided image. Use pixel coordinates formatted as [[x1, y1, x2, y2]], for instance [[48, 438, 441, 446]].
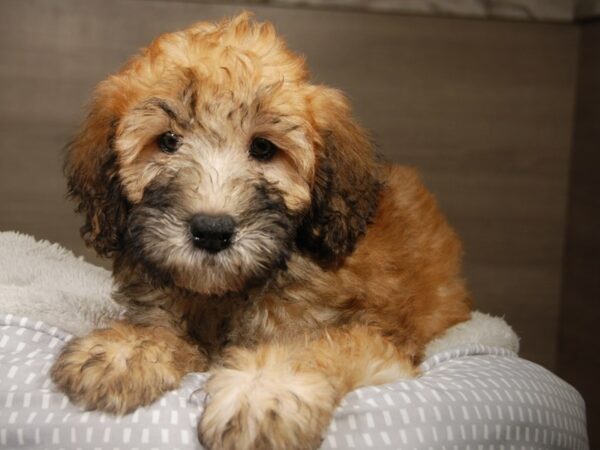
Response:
[[199, 325, 416, 450], [52, 13, 472, 450], [51, 322, 207, 414]]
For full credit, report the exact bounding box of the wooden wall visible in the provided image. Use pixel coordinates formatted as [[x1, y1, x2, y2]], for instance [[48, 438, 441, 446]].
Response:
[[558, 21, 600, 447], [0, 0, 579, 371]]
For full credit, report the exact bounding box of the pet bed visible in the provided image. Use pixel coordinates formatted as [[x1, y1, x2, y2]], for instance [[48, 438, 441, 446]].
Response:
[[0, 232, 589, 449]]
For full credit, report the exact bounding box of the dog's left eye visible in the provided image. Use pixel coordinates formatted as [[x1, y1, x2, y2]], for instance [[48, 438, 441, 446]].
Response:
[[157, 131, 182, 154], [249, 137, 277, 161]]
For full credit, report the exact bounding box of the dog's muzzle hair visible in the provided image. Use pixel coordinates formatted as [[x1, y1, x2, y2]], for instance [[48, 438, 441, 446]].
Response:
[[126, 167, 295, 296]]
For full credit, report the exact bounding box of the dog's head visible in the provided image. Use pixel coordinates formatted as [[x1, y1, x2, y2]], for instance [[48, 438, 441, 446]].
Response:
[[66, 13, 380, 295]]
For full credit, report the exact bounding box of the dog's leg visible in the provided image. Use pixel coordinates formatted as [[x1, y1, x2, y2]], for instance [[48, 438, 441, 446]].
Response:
[[51, 321, 207, 414], [198, 325, 417, 450]]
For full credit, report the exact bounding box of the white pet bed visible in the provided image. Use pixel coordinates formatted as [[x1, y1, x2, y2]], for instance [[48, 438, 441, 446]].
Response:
[[0, 232, 589, 449]]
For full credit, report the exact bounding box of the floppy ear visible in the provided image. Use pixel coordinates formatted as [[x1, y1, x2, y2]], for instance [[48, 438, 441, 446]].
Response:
[[65, 81, 130, 258], [297, 87, 382, 265]]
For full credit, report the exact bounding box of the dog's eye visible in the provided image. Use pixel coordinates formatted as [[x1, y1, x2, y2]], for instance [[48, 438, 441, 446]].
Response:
[[249, 137, 277, 161], [157, 131, 181, 154]]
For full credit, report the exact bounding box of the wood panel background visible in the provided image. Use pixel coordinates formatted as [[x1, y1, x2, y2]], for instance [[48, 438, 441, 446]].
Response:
[[0, 0, 579, 371], [558, 21, 600, 447]]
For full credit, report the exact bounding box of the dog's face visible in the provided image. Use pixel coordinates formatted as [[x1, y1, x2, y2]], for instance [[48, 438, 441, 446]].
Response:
[[66, 13, 380, 295]]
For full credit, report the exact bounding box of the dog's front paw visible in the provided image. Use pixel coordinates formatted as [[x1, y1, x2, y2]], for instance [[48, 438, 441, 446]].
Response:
[[51, 322, 204, 414], [198, 347, 338, 450]]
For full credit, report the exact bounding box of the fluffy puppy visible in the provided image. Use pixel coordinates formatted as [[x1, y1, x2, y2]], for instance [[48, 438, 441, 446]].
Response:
[[51, 13, 472, 450]]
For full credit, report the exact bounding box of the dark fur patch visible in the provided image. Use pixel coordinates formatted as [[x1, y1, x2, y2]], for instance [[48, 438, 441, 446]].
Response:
[[121, 175, 186, 289], [123, 173, 295, 296], [65, 130, 130, 258], [295, 88, 382, 266], [296, 146, 381, 266]]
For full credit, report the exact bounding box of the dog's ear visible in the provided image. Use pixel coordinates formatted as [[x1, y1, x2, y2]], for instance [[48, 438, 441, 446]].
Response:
[[297, 87, 381, 265], [64, 80, 130, 258]]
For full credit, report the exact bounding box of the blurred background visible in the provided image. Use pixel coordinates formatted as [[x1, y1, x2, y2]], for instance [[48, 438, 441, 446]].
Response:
[[0, 0, 598, 445]]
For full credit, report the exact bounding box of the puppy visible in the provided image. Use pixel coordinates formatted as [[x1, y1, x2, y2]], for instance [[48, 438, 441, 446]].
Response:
[[51, 13, 472, 450]]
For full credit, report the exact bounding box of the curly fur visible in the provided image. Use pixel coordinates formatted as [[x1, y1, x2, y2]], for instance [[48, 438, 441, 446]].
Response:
[[51, 13, 472, 450]]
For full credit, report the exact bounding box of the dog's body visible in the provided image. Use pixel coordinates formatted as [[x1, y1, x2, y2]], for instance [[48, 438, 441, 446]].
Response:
[[51, 14, 471, 450]]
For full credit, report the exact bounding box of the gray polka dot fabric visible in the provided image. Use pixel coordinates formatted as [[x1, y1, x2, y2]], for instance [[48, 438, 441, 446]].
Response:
[[0, 314, 589, 450]]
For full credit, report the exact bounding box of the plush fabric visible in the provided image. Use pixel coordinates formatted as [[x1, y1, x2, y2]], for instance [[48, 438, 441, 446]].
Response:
[[0, 232, 121, 336], [0, 232, 589, 449]]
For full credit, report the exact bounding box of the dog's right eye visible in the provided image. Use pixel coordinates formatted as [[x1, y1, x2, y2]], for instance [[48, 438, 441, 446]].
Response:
[[157, 131, 181, 153], [249, 137, 277, 161]]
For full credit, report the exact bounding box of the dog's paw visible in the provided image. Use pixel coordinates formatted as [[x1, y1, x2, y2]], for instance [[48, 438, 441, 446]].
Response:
[[198, 348, 338, 450], [51, 323, 203, 414]]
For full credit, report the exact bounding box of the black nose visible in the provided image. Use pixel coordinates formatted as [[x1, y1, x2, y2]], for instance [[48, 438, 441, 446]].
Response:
[[189, 214, 236, 253]]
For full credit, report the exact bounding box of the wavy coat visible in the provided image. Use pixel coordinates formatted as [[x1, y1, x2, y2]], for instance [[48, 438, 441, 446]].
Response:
[[51, 13, 472, 450]]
